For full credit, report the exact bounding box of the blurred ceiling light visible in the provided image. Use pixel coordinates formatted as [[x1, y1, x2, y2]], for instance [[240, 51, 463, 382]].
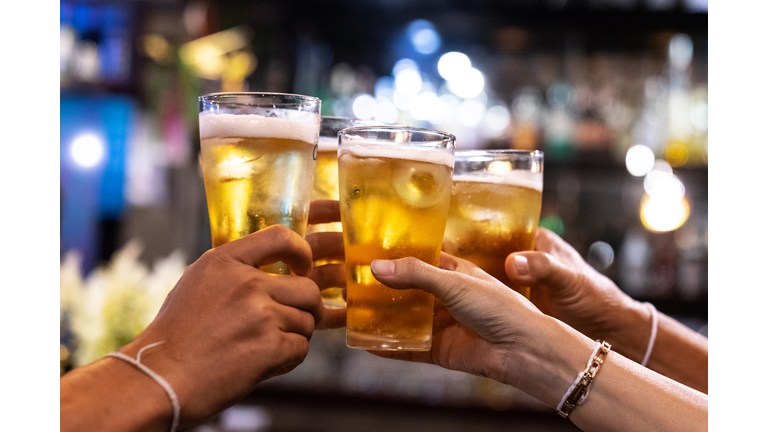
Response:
[[141, 34, 173, 65], [393, 58, 419, 76], [547, 82, 572, 109], [60, 25, 76, 72], [625, 145, 656, 177], [433, 93, 460, 124], [690, 100, 708, 131], [179, 26, 252, 80], [448, 67, 485, 99], [410, 92, 439, 121], [640, 193, 690, 233], [664, 140, 690, 167], [457, 99, 486, 127], [437, 52, 471, 82], [375, 76, 395, 100], [71, 134, 105, 169], [74, 40, 100, 82], [392, 88, 415, 111], [408, 20, 440, 55], [669, 34, 693, 70], [644, 169, 685, 201], [394, 68, 423, 96], [352, 94, 377, 120], [587, 241, 615, 271], [484, 104, 511, 131], [374, 98, 399, 124]]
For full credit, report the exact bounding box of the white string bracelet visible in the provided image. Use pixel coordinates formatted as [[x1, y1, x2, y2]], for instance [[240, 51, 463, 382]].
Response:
[[557, 340, 611, 418], [107, 341, 179, 432], [641, 302, 658, 367]]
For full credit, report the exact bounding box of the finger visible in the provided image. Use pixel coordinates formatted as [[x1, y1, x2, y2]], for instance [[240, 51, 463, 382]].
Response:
[[307, 231, 345, 262], [315, 308, 346, 330], [217, 225, 313, 276], [265, 332, 311, 379], [267, 276, 324, 325], [438, 252, 499, 285], [272, 303, 318, 340], [504, 251, 582, 297], [370, 257, 482, 307], [309, 263, 347, 290], [308, 200, 341, 225], [534, 228, 586, 268]]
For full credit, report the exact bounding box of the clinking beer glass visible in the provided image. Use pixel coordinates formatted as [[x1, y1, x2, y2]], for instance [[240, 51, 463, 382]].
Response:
[[338, 126, 455, 351], [442, 150, 544, 299], [198, 92, 320, 274], [309, 117, 387, 309]]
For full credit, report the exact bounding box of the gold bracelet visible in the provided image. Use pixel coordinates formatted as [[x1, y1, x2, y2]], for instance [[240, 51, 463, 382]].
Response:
[[557, 341, 612, 419]]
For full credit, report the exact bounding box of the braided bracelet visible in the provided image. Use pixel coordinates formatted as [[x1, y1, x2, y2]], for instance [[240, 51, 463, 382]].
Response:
[[107, 342, 179, 432], [557, 340, 612, 419]]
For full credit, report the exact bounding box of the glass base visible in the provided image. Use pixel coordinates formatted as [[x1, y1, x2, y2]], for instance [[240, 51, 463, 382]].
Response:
[[346, 331, 432, 351], [321, 288, 347, 310]]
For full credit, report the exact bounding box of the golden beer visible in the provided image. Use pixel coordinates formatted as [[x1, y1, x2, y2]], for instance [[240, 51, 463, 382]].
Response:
[[442, 150, 543, 298], [310, 118, 387, 309], [339, 127, 455, 351], [199, 93, 320, 274]]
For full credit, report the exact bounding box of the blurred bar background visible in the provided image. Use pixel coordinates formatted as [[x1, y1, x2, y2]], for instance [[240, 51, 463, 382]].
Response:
[[59, 0, 707, 430]]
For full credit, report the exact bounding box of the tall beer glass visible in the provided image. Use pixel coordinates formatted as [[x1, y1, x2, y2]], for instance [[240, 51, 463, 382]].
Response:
[[310, 117, 386, 309], [199, 93, 321, 274], [338, 126, 455, 351], [442, 150, 543, 298]]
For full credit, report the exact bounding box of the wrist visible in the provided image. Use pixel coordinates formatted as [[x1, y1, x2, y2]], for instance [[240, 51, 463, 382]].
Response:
[[607, 299, 652, 364], [61, 357, 173, 432], [501, 314, 597, 408]]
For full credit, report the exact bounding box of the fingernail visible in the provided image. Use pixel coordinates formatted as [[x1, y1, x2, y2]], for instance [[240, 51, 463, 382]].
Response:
[[371, 260, 395, 276], [514, 255, 529, 275]]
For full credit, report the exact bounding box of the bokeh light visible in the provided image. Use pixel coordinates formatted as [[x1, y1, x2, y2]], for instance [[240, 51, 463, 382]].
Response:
[[437, 52, 471, 82], [394, 67, 423, 96], [71, 133, 106, 168], [448, 67, 485, 99], [643, 170, 685, 201], [352, 94, 377, 120], [374, 98, 399, 124], [484, 104, 511, 131], [407, 20, 441, 55], [410, 92, 439, 121], [625, 145, 656, 177], [587, 241, 615, 271], [640, 193, 690, 232], [669, 33, 693, 70], [457, 99, 486, 127]]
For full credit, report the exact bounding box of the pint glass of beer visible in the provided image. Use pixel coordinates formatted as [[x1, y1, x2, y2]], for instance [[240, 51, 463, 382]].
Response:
[[338, 126, 455, 351], [310, 117, 386, 309], [198, 93, 321, 274], [442, 150, 543, 298]]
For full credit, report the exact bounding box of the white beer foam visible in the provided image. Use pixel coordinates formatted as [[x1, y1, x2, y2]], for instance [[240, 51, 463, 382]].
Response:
[[339, 144, 454, 167], [453, 171, 543, 192], [317, 137, 338, 152], [199, 112, 319, 143]]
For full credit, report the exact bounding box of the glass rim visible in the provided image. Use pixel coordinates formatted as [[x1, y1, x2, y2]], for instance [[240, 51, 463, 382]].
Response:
[[455, 149, 544, 159], [339, 125, 456, 146], [198, 92, 321, 106]]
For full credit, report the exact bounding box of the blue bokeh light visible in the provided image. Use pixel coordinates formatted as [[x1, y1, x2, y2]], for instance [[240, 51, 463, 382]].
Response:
[[407, 20, 440, 55]]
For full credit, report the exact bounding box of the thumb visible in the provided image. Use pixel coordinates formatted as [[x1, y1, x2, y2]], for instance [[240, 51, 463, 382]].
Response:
[[371, 257, 482, 308], [504, 251, 582, 297]]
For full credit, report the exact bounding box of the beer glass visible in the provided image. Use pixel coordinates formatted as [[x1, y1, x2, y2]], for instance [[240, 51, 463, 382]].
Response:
[[310, 117, 386, 309], [338, 126, 455, 351], [199, 92, 321, 274], [442, 150, 543, 299]]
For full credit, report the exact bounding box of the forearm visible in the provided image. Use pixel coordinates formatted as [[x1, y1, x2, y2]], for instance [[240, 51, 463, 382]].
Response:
[[60, 357, 173, 432], [612, 301, 708, 393], [505, 315, 707, 432]]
